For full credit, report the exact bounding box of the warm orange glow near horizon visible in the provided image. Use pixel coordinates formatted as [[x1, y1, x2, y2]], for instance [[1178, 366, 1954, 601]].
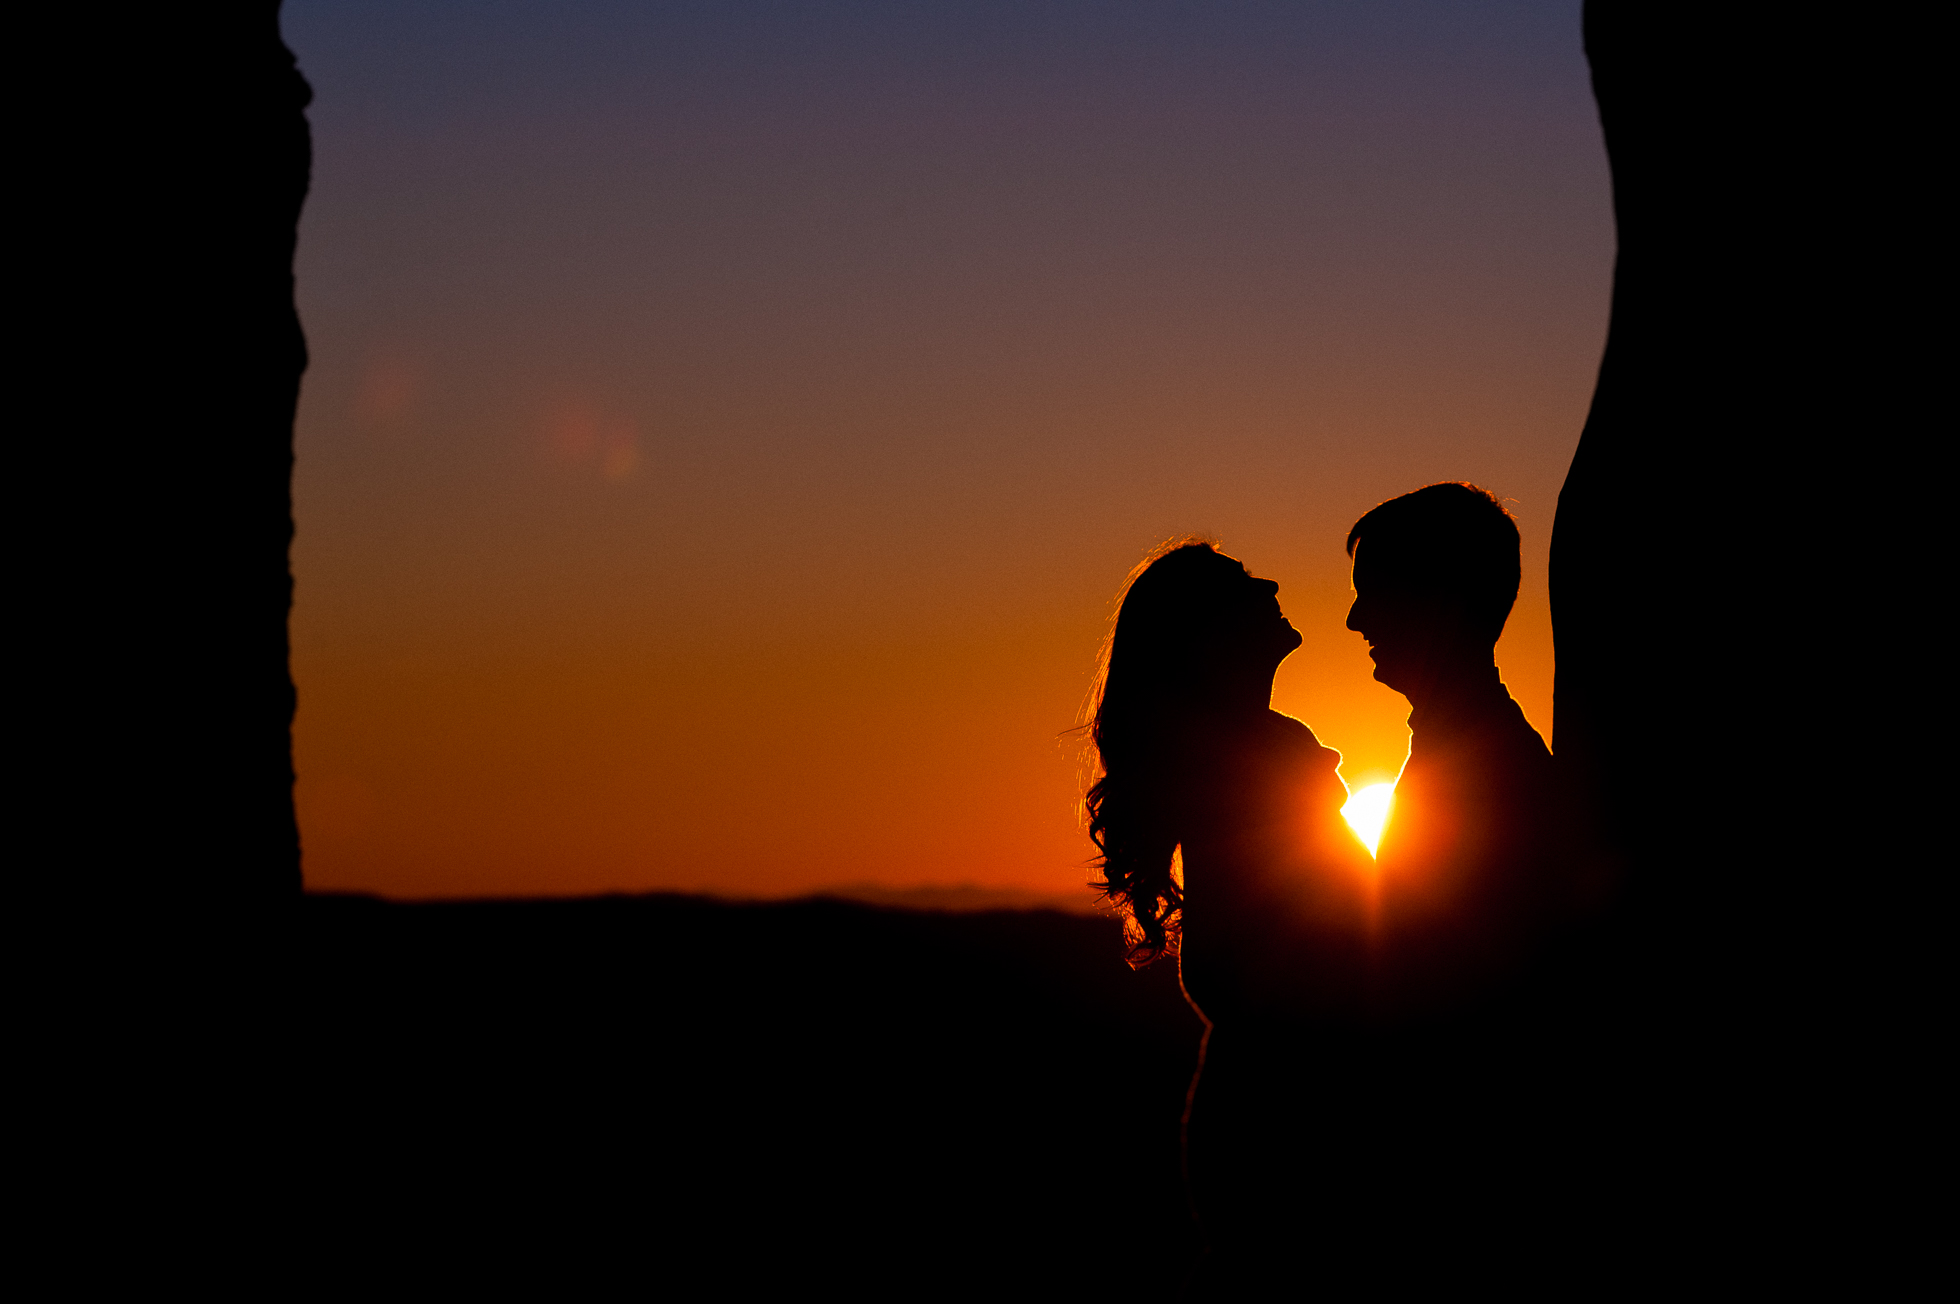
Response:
[[1341, 782, 1396, 858]]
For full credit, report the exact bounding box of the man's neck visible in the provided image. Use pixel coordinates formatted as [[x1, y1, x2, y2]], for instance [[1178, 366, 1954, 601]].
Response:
[[1404, 658, 1502, 722]]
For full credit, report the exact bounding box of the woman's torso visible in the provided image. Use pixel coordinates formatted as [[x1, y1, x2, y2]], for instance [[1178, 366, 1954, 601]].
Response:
[[1175, 709, 1372, 1028]]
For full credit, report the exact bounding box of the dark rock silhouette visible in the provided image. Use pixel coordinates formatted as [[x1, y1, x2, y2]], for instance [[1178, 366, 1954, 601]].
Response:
[[28, 5, 308, 911], [1551, 1, 1921, 1239], [21, 8, 309, 1259]]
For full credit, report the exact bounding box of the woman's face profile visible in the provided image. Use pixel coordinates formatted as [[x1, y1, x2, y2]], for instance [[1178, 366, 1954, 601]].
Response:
[[1252, 569, 1302, 655], [1113, 546, 1300, 711], [1215, 559, 1302, 676]]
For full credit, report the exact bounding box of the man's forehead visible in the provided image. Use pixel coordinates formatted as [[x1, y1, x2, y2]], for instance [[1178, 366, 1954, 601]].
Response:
[[1353, 539, 1436, 587]]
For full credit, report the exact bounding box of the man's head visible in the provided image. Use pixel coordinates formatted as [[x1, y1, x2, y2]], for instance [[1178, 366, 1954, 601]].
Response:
[[1344, 483, 1520, 701]]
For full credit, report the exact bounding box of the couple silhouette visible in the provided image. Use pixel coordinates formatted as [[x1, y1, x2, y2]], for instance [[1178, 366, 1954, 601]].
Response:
[[1086, 481, 1583, 1283]]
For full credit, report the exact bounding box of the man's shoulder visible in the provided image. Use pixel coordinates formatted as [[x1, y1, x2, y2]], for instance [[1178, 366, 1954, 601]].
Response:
[[1465, 695, 1553, 784], [1415, 688, 1551, 773]]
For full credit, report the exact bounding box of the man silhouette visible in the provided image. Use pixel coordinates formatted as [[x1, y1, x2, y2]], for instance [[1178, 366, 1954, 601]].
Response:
[[1345, 482, 1560, 1011]]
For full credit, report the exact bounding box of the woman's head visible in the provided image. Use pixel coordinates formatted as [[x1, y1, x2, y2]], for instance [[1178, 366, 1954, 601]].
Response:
[[1095, 541, 1300, 730], [1085, 539, 1301, 964]]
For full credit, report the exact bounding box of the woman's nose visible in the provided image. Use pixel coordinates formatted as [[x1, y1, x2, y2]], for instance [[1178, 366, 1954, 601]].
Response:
[[1345, 597, 1364, 631]]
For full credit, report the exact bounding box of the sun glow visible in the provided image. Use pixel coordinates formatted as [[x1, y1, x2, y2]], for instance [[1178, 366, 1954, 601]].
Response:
[[1341, 782, 1395, 858]]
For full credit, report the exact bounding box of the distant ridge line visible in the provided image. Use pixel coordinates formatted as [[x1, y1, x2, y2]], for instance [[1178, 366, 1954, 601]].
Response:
[[811, 883, 1107, 916], [304, 884, 1110, 917]]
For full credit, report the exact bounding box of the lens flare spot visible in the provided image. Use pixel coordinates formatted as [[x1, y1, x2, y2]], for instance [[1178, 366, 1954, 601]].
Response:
[[542, 398, 641, 481], [1341, 782, 1395, 858], [355, 356, 420, 427]]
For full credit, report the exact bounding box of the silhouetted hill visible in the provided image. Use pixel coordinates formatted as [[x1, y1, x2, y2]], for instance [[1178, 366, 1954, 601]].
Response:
[[299, 893, 1204, 1290]]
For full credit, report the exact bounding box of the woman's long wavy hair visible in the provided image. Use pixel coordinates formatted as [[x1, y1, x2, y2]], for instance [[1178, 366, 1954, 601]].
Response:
[[1085, 539, 1254, 967]]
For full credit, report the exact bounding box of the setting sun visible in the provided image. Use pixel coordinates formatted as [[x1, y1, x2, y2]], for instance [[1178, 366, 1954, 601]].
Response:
[[1341, 782, 1395, 858]]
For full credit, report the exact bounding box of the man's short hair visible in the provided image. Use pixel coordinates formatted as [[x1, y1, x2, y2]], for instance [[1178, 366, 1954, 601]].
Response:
[[1346, 482, 1521, 640]]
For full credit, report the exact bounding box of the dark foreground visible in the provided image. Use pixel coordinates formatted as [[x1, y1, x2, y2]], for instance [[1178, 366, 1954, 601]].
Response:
[[301, 893, 1205, 1289]]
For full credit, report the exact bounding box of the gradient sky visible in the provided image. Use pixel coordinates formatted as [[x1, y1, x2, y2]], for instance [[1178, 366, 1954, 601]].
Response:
[[285, 0, 1612, 903]]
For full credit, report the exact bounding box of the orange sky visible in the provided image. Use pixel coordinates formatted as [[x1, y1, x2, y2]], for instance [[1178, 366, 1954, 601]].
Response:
[[286, 1, 1609, 902]]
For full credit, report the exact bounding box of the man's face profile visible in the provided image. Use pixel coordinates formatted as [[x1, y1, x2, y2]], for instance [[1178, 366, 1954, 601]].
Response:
[[1345, 541, 1482, 699], [1346, 541, 1419, 691]]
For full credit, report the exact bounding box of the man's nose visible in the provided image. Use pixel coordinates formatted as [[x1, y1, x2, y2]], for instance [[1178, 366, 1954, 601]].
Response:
[[1345, 597, 1363, 632]]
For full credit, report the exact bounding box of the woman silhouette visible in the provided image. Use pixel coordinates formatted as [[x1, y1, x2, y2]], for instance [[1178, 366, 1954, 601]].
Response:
[[1083, 539, 1371, 1277]]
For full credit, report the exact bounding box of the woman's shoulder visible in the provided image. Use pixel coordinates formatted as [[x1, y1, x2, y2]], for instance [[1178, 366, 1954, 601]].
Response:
[[1263, 709, 1341, 764]]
